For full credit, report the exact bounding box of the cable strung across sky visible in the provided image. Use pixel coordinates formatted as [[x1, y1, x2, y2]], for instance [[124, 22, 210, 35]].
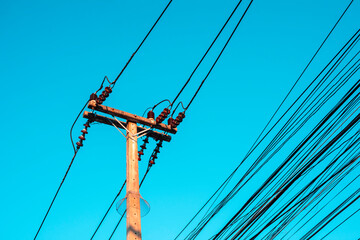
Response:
[[33, 0, 360, 239], [217, 36, 360, 239], [174, 0, 360, 238]]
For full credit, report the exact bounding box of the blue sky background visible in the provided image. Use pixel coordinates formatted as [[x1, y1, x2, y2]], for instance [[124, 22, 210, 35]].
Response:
[[1, 0, 360, 239]]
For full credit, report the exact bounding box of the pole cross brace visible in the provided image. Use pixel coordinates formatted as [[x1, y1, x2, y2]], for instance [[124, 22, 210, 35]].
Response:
[[83, 111, 172, 142], [111, 116, 151, 140]]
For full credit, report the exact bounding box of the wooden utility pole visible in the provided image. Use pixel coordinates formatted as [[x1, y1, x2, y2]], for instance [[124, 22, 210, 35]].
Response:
[[126, 121, 141, 240], [83, 100, 176, 240]]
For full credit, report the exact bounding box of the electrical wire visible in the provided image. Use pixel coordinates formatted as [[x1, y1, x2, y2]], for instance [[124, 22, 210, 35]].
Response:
[[179, 18, 357, 236], [90, 180, 126, 240], [110, 0, 173, 88], [34, 151, 80, 239], [70, 100, 90, 153], [321, 207, 360, 239], [219, 97, 360, 238], [70, 75, 110, 152], [170, 0, 246, 109], [185, 0, 254, 110], [181, 32, 355, 240]]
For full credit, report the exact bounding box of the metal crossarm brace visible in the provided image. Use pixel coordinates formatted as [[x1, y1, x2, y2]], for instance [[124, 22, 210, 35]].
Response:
[[83, 111, 171, 142]]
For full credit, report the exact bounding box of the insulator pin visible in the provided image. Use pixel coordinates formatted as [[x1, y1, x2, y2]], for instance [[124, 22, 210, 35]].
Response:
[[147, 110, 155, 119], [90, 93, 97, 100], [168, 117, 173, 125]]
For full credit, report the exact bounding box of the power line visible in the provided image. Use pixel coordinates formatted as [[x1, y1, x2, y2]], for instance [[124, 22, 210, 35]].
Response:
[[321, 206, 360, 239], [178, 25, 360, 239], [110, 0, 173, 88], [185, 0, 254, 110], [170, 0, 246, 108], [90, 180, 126, 240], [34, 151, 79, 239]]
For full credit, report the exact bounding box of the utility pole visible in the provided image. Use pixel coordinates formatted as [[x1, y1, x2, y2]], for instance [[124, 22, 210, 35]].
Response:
[[126, 121, 141, 239], [83, 100, 176, 240]]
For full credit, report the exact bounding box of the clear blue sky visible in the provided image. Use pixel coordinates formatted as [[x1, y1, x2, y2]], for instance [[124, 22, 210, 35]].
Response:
[[1, 0, 359, 239]]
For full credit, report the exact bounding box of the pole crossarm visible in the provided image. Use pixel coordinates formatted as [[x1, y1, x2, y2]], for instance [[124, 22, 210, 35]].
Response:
[[87, 100, 177, 134], [83, 111, 172, 142]]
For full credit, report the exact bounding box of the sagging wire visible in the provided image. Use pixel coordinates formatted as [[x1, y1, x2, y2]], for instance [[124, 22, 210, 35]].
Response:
[[70, 76, 109, 152], [168, 101, 186, 129], [109, 0, 174, 89], [169, 0, 246, 109], [181, 27, 360, 238], [184, 0, 254, 111]]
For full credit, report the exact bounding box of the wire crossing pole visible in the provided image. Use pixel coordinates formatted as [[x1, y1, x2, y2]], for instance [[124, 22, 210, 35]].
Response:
[[126, 121, 141, 240]]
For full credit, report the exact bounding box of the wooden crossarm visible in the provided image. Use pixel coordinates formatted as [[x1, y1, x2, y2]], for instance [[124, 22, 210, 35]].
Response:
[[83, 111, 172, 142], [87, 100, 177, 134]]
